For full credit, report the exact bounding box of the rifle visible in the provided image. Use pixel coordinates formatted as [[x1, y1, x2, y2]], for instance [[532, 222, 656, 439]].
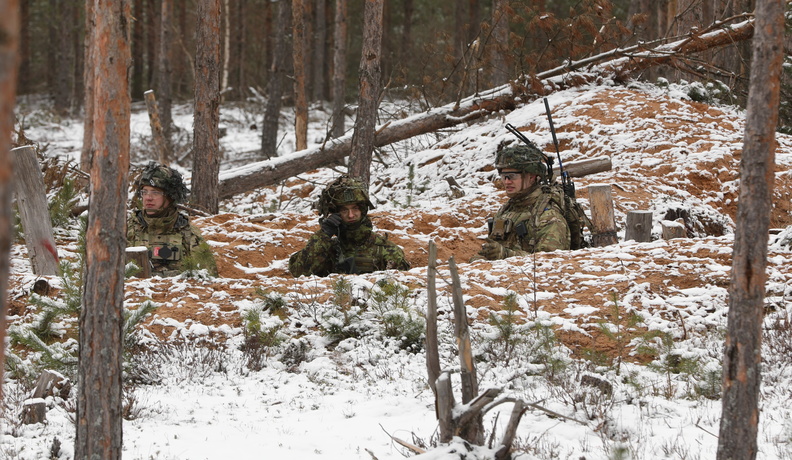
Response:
[[543, 97, 576, 199]]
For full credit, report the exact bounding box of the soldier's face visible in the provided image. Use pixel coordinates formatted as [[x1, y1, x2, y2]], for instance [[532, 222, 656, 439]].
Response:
[[141, 186, 169, 214], [338, 203, 362, 224], [500, 170, 537, 197]]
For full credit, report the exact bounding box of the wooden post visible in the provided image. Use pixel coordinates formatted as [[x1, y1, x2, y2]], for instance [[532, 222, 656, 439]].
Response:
[[588, 184, 618, 247], [661, 218, 687, 240], [144, 90, 170, 166], [425, 241, 440, 396], [126, 246, 151, 278], [11, 146, 59, 276], [625, 210, 653, 242]]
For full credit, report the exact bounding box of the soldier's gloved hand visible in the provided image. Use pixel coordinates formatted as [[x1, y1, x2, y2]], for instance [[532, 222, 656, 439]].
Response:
[[320, 213, 342, 237], [479, 239, 512, 260]]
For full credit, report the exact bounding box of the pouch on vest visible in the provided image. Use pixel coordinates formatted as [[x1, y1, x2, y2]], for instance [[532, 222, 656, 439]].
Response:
[[148, 234, 183, 262], [490, 218, 513, 240]]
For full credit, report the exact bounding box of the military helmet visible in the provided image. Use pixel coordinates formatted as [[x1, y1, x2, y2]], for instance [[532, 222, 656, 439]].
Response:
[[495, 144, 551, 181], [136, 161, 189, 203], [316, 175, 375, 217]]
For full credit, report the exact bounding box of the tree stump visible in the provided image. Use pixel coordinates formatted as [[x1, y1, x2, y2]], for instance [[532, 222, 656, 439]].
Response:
[[32, 369, 72, 399], [625, 210, 653, 242], [11, 146, 59, 275], [588, 184, 618, 247], [661, 219, 687, 240], [126, 246, 151, 278], [22, 398, 47, 424]]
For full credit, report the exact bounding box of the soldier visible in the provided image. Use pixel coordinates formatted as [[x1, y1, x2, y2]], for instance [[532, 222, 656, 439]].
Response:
[[127, 161, 217, 277], [289, 175, 410, 277], [471, 144, 570, 262]]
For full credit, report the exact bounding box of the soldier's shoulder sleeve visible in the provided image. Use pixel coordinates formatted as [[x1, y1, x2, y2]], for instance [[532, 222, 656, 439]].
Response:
[[376, 235, 410, 271], [288, 231, 335, 277]]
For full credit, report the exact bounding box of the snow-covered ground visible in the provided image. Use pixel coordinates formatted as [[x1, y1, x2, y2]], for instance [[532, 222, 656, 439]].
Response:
[[4, 81, 792, 459]]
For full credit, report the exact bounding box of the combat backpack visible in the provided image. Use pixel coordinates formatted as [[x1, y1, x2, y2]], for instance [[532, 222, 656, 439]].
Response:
[[535, 182, 593, 250]]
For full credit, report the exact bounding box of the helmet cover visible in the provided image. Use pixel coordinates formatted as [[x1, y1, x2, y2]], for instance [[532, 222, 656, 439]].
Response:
[[494, 144, 550, 180], [315, 175, 375, 217], [136, 161, 189, 203]]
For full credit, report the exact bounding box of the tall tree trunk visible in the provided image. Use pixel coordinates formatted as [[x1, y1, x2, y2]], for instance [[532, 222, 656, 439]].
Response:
[[157, 0, 174, 145], [292, 0, 308, 151], [490, 0, 509, 86], [54, 1, 76, 116], [401, 0, 413, 79], [75, 1, 130, 458], [312, 0, 327, 102], [330, 0, 347, 139], [221, 0, 230, 98], [191, 0, 221, 214], [132, 0, 145, 99], [81, 0, 95, 173], [146, 0, 158, 88], [347, 0, 383, 184], [18, 0, 28, 94], [0, 0, 20, 403], [716, 0, 784, 459], [261, 0, 292, 158], [72, 3, 85, 112]]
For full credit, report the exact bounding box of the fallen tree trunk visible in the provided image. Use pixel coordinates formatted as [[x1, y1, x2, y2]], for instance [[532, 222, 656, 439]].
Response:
[[218, 16, 756, 199]]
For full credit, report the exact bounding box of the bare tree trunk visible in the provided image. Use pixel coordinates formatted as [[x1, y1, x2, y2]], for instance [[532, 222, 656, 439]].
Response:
[[81, 0, 95, 173], [18, 0, 29, 94], [221, 0, 230, 97], [347, 0, 383, 184], [157, 0, 174, 144], [292, 0, 308, 151], [261, 0, 292, 158], [75, 1, 130, 458], [192, 0, 222, 214], [0, 0, 20, 403], [132, 0, 145, 99], [490, 0, 509, 86], [330, 0, 347, 139], [312, 0, 327, 101], [54, 1, 76, 116], [717, 0, 785, 458]]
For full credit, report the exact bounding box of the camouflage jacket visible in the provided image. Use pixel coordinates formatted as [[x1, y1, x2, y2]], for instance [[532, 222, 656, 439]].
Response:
[[288, 217, 410, 277], [473, 184, 570, 261], [127, 207, 214, 276]]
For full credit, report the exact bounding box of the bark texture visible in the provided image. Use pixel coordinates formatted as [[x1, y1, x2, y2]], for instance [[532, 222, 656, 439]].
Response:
[[292, 0, 308, 151], [717, 0, 785, 458], [330, 0, 347, 138], [192, 0, 221, 214], [261, 0, 292, 158], [347, 0, 384, 184], [0, 0, 20, 403], [75, 1, 131, 458]]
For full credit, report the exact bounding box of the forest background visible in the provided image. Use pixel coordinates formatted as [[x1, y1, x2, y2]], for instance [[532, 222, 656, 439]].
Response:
[[19, 0, 792, 133], [3, 0, 792, 459]]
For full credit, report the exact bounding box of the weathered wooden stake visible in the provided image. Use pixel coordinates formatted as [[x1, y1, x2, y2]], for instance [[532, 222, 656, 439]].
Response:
[[11, 146, 59, 276], [144, 90, 170, 166], [625, 210, 653, 242], [588, 184, 618, 247]]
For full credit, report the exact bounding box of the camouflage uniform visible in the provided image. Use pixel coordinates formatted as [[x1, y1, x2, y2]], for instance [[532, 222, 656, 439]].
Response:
[[127, 162, 217, 277], [127, 209, 211, 277], [472, 145, 570, 261], [288, 176, 410, 277]]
